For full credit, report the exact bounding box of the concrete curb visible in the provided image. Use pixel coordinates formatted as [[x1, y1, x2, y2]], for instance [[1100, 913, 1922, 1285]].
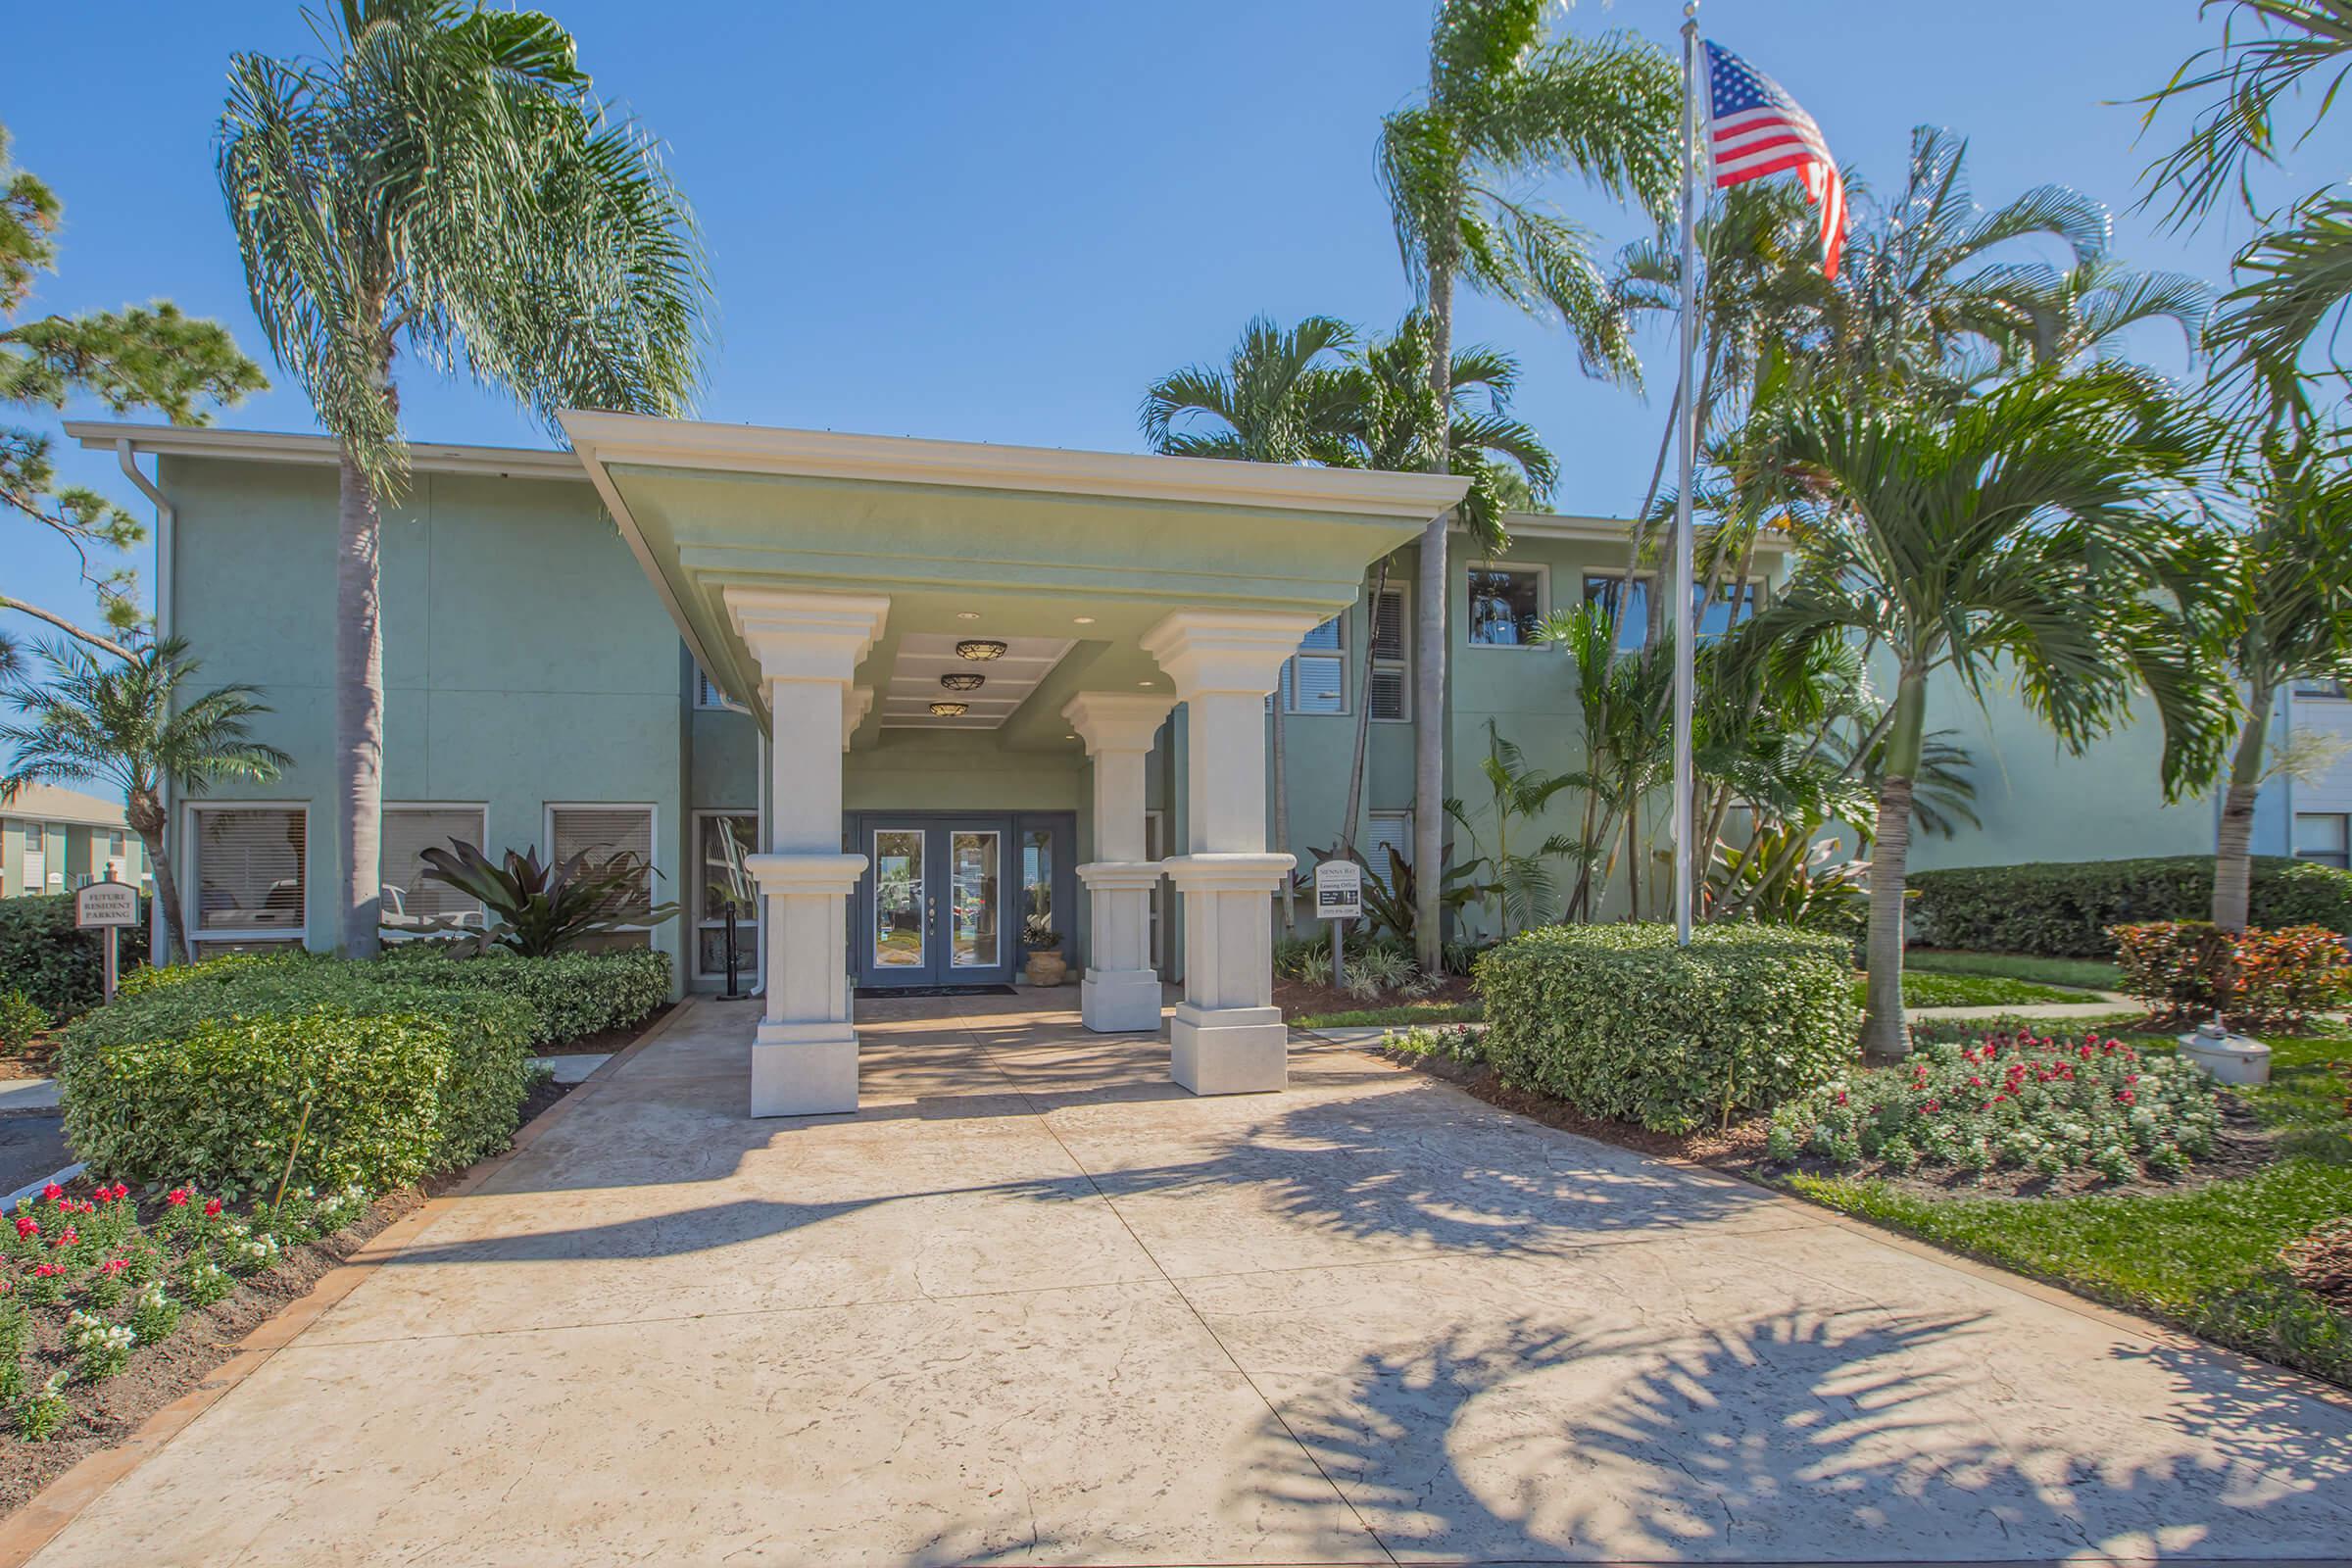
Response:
[[0, 1164, 85, 1213], [0, 1001, 697, 1568]]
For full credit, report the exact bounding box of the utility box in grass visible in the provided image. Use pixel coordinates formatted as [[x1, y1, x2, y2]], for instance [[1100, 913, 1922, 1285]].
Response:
[[2177, 1019, 2272, 1086]]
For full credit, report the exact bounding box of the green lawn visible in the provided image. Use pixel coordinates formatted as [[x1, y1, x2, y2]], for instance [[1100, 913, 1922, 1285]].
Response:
[[1851, 971, 2097, 1008], [1292, 1001, 1485, 1029], [1902, 949, 2123, 992], [1785, 1026, 2352, 1387]]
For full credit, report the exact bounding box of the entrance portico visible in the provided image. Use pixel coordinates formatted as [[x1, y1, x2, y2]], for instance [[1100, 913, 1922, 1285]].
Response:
[[563, 412, 1467, 1115]]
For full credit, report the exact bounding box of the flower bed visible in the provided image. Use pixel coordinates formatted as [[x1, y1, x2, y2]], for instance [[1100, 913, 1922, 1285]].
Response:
[[3, 1178, 368, 1445], [1766, 1030, 2227, 1184]]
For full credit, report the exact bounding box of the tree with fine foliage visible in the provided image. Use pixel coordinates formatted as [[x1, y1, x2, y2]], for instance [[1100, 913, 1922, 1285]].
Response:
[[1, 123, 266, 663], [217, 0, 710, 957], [0, 637, 291, 964], [1737, 368, 2230, 1058], [1378, 0, 1677, 972]]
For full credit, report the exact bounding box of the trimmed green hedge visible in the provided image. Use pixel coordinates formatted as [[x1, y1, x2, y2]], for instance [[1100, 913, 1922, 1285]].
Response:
[[1475, 923, 1859, 1134], [0, 893, 150, 1020], [58, 960, 534, 1194], [1907, 857, 2352, 958], [374, 945, 669, 1047]]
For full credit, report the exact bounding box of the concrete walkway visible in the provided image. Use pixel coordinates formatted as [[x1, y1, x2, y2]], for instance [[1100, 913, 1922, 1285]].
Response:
[[29, 997, 2352, 1566]]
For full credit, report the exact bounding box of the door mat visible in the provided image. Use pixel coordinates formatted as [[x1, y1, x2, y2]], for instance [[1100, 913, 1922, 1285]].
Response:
[[855, 984, 1019, 1000]]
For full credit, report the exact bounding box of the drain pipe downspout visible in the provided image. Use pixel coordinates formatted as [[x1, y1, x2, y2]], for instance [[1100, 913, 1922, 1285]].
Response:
[[115, 439, 173, 966]]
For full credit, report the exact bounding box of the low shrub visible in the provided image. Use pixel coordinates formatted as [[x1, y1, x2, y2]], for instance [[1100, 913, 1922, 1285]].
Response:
[[57, 961, 533, 1193], [0, 988, 47, 1051], [0, 894, 149, 1020], [1766, 1030, 2226, 1182], [375, 944, 668, 1047], [1381, 1021, 1488, 1066], [1474, 923, 1859, 1134], [2109, 921, 2352, 1026], [1906, 857, 2352, 958]]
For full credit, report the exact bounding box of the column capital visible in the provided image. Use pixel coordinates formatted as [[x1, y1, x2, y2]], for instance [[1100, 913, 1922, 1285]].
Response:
[[724, 587, 890, 684], [1161, 852, 1295, 894], [745, 852, 867, 897], [844, 686, 875, 751], [1061, 691, 1174, 756], [1139, 610, 1325, 700]]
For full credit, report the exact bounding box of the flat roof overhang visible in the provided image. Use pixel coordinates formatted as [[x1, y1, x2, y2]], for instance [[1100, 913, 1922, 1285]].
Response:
[[558, 412, 1469, 752]]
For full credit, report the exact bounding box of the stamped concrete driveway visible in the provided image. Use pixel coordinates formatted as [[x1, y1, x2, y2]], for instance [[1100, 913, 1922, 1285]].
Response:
[[30, 996, 2352, 1566]]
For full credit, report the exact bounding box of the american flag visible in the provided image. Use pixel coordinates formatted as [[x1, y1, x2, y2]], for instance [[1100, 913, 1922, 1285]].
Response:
[[1704, 40, 1845, 279]]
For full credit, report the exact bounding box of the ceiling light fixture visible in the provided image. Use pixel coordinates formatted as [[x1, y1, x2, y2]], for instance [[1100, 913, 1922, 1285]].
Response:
[[929, 701, 969, 716], [939, 672, 984, 692], [955, 639, 1008, 662], [955, 611, 982, 620], [1071, 615, 1096, 625]]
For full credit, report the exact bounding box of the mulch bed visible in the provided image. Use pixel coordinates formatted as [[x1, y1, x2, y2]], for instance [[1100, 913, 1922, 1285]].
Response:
[[2287, 1219, 2352, 1314], [532, 1003, 671, 1058], [0, 1074, 586, 1517], [1379, 1048, 2281, 1200], [1275, 975, 1479, 1020], [0, 1048, 57, 1084]]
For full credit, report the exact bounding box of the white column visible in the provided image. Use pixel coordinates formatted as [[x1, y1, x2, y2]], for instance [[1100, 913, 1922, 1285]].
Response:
[[1063, 691, 1174, 1031], [1140, 610, 1323, 1095], [725, 587, 890, 1117]]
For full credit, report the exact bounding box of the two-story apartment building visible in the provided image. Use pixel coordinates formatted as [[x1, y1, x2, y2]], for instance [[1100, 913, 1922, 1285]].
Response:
[[0, 783, 150, 900]]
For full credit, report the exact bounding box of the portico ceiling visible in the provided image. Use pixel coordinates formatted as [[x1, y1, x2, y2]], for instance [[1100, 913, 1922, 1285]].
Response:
[[559, 412, 1469, 752]]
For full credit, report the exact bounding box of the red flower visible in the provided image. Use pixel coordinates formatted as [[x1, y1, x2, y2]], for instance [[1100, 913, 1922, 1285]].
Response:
[[99, 1257, 127, 1277], [51, 1227, 77, 1249], [1921, 1099, 1942, 1114], [1969, 1076, 1984, 1088], [31, 1263, 63, 1278], [40, 1183, 61, 1202], [203, 1199, 223, 1219], [166, 1189, 190, 1207], [2118, 1089, 2137, 1105], [1834, 1090, 1848, 1105], [15, 1216, 37, 1239]]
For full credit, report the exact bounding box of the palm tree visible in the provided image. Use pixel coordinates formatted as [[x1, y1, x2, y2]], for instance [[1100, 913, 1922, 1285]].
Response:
[[1379, 0, 1677, 971], [1739, 368, 2227, 1056], [0, 636, 291, 963], [218, 0, 710, 957], [1448, 718, 1581, 939], [2201, 437, 2352, 928], [1329, 315, 1556, 871], [1141, 315, 1357, 929]]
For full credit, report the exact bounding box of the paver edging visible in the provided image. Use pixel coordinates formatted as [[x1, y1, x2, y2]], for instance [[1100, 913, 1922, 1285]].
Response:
[[1339, 1031, 2352, 1420], [0, 999, 701, 1568]]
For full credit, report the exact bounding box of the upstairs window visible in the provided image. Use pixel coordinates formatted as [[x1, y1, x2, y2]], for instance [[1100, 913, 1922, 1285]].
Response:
[[1369, 585, 1410, 720], [1281, 615, 1347, 715], [1467, 565, 1544, 647]]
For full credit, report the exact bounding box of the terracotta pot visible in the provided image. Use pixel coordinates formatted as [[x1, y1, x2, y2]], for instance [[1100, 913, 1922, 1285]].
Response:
[[1024, 951, 1068, 987]]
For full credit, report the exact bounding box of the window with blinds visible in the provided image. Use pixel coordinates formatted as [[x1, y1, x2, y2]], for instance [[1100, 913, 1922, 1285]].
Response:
[[381, 807, 487, 924], [695, 668, 750, 712], [548, 805, 656, 918], [1366, 809, 1411, 888], [1280, 614, 1347, 715], [1369, 586, 1409, 721], [191, 807, 307, 936]]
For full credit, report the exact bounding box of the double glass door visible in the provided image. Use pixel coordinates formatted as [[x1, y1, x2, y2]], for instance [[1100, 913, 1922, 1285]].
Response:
[[862, 819, 1011, 987]]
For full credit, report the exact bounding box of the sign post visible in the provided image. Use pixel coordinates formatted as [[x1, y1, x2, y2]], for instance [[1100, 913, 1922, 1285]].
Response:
[[1313, 860, 1363, 993], [74, 880, 141, 1005]]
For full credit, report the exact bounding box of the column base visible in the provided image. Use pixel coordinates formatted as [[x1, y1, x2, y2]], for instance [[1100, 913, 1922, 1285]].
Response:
[[751, 1021, 858, 1117], [1081, 967, 1164, 1032], [1169, 1002, 1288, 1095]]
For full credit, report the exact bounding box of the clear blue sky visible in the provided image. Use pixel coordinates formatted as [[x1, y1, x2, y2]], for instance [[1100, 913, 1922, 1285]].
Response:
[[3, 1, 2319, 640]]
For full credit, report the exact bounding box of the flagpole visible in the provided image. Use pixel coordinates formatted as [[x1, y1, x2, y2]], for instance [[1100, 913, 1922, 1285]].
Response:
[[1671, 0, 1700, 947]]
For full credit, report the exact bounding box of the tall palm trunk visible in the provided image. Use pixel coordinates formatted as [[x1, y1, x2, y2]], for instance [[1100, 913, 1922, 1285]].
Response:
[[126, 789, 187, 965], [1862, 670, 1928, 1059], [1338, 557, 1392, 861], [335, 446, 386, 958], [1414, 258, 1455, 973], [2212, 680, 2275, 932], [1625, 796, 1642, 920]]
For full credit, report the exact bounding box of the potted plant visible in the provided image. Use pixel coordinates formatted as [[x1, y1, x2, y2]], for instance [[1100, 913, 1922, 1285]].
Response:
[[1023, 913, 1066, 987]]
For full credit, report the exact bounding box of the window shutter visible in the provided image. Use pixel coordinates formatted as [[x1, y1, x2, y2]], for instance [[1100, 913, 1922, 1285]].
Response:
[[193, 808, 306, 933], [1371, 590, 1405, 661], [550, 806, 655, 917], [382, 808, 486, 920]]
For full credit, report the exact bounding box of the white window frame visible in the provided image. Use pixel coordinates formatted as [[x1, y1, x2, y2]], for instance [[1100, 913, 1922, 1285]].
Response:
[[544, 802, 662, 936], [695, 667, 751, 713], [1369, 582, 1412, 724], [1465, 562, 1549, 651], [1280, 613, 1349, 716], [2294, 810, 2351, 868], [693, 808, 761, 980], [183, 801, 311, 948], [379, 802, 489, 938], [2294, 676, 2347, 700]]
